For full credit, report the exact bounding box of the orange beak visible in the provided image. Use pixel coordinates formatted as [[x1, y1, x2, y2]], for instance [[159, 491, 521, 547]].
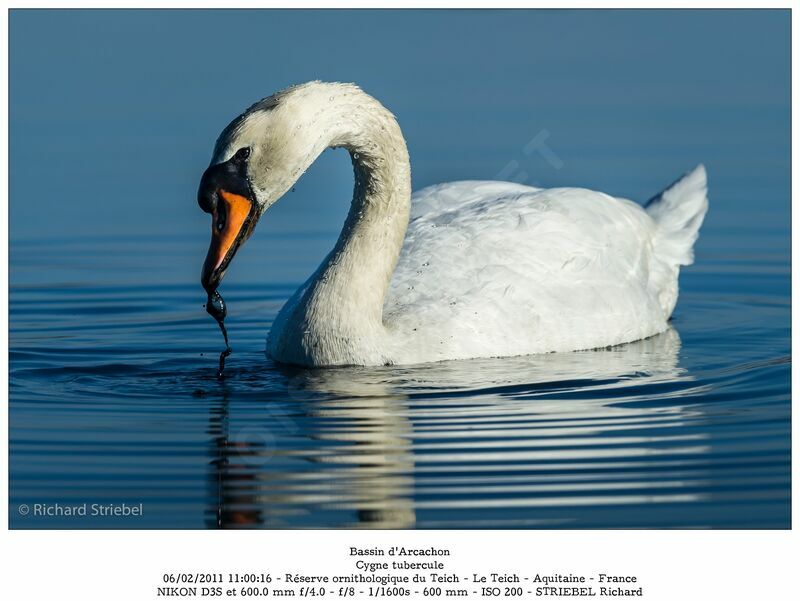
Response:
[[201, 189, 256, 292]]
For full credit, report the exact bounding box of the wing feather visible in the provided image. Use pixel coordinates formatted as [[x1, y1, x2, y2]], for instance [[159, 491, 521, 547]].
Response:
[[385, 181, 666, 363]]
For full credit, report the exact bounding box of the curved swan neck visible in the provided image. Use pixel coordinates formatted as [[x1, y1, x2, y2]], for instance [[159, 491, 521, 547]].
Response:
[[268, 84, 411, 365], [317, 88, 412, 319], [325, 92, 411, 308]]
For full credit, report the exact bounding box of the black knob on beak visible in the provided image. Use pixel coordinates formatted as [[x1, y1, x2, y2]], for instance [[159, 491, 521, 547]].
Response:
[[197, 147, 253, 214], [198, 169, 219, 214]]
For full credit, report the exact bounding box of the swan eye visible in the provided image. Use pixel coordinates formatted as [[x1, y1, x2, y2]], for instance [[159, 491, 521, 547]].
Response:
[[232, 147, 251, 163]]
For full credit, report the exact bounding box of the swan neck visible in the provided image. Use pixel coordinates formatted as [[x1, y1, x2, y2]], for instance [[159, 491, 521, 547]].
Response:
[[319, 103, 411, 320], [282, 91, 411, 364]]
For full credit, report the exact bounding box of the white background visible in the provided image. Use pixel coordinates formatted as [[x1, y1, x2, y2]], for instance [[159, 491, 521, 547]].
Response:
[[3, 530, 799, 599]]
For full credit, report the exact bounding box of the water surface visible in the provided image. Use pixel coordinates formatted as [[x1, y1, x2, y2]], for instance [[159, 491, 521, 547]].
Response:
[[9, 9, 790, 528], [9, 229, 790, 528]]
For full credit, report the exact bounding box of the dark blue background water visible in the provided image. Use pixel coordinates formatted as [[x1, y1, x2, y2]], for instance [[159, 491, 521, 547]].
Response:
[[9, 9, 790, 528]]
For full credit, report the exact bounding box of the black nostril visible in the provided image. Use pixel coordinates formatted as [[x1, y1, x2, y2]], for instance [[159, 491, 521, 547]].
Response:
[[216, 198, 227, 231]]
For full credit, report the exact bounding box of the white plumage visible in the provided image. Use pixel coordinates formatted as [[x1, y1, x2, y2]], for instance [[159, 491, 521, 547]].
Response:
[[211, 82, 708, 367], [386, 171, 707, 365]]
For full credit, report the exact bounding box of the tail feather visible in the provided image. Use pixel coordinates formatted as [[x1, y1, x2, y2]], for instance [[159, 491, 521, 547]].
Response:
[[646, 164, 709, 266]]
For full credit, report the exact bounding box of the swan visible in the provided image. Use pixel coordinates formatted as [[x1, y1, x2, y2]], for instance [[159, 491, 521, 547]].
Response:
[[198, 81, 708, 367]]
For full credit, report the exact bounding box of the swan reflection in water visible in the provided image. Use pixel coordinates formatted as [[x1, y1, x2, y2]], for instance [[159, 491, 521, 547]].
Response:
[[207, 328, 711, 528]]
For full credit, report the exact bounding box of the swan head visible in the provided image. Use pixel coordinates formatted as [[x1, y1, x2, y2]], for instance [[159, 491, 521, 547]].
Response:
[[198, 82, 347, 291]]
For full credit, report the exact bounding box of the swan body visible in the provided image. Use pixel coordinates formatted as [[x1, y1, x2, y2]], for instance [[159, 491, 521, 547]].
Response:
[[203, 81, 708, 367]]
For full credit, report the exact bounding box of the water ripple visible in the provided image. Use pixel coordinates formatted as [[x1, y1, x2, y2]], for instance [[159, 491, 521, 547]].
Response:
[[9, 244, 791, 528]]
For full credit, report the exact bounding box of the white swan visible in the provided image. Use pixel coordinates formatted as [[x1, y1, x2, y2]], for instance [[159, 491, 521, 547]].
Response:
[[198, 81, 708, 367]]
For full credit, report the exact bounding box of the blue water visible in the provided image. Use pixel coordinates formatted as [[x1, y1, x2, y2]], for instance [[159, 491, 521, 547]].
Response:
[[9, 9, 790, 528]]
